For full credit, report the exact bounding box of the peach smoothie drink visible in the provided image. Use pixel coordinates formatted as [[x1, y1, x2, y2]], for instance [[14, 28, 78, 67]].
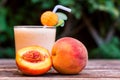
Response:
[[14, 5, 71, 53], [14, 26, 56, 52]]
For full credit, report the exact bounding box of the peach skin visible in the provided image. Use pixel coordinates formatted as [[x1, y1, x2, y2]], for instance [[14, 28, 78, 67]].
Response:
[[52, 37, 88, 74]]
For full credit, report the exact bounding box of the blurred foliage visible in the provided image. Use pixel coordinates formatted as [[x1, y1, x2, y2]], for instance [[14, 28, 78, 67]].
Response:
[[58, 0, 120, 59], [90, 37, 120, 59], [58, 0, 120, 19], [0, 0, 120, 59]]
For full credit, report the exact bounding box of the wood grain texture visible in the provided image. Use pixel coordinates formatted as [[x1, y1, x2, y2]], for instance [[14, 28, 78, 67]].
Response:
[[0, 59, 120, 80]]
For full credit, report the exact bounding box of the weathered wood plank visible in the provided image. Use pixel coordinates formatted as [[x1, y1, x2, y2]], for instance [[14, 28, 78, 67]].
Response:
[[0, 59, 120, 80]]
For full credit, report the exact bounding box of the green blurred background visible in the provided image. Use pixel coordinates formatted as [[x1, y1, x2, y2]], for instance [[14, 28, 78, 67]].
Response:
[[0, 0, 120, 59]]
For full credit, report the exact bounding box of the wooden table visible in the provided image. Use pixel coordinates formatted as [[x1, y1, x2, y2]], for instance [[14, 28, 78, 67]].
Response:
[[0, 59, 120, 80]]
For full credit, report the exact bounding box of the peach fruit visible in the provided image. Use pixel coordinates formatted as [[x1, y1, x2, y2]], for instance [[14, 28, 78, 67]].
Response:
[[40, 11, 58, 26], [16, 45, 52, 75], [52, 37, 88, 74]]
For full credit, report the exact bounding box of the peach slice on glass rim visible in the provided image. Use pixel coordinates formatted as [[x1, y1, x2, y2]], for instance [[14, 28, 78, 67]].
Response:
[[16, 45, 52, 75], [40, 11, 58, 26]]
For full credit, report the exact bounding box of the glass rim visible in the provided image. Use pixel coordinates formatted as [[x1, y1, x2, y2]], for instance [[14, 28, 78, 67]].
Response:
[[14, 25, 56, 28]]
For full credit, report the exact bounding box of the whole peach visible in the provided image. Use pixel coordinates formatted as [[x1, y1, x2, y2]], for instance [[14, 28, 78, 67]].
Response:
[[52, 37, 88, 74]]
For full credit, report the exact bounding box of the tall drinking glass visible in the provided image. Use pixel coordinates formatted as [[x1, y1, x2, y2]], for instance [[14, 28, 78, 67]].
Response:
[[14, 26, 56, 53]]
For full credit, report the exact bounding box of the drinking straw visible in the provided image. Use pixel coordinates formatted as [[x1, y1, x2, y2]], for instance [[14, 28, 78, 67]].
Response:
[[53, 5, 71, 13]]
